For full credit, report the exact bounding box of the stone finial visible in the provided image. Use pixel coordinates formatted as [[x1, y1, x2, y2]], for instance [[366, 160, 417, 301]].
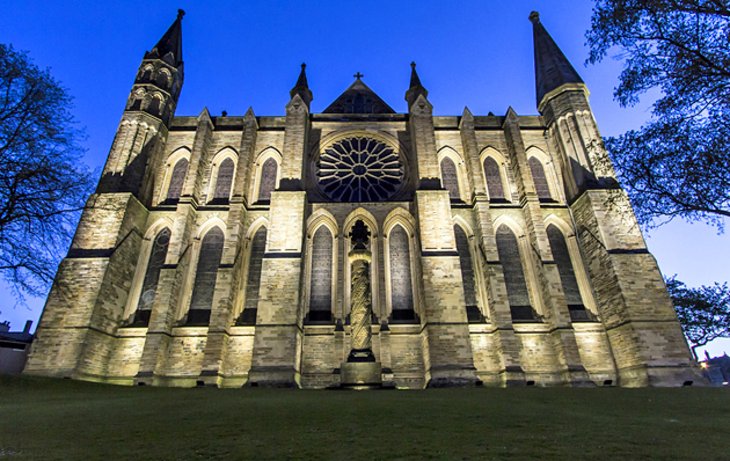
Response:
[[529, 11, 540, 23], [177, 9, 186, 20]]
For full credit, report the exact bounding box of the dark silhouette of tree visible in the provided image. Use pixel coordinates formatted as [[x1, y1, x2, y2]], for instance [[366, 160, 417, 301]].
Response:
[[587, 0, 730, 230], [666, 276, 730, 358], [0, 44, 93, 301]]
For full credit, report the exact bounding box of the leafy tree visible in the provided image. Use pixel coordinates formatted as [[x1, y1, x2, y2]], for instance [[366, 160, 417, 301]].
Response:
[[586, 0, 730, 229], [666, 276, 730, 358], [0, 44, 93, 301]]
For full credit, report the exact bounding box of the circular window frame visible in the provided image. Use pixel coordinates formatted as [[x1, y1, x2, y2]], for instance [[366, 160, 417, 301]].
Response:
[[314, 131, 409, 203]]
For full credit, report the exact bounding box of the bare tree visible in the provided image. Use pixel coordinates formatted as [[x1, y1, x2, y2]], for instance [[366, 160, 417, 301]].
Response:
[[586, 0, 730, 230], [0, 44, 93, 301]]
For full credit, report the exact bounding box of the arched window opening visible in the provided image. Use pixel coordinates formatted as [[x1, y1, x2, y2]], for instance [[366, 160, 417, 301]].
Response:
[[237, 227, 267, 325], [496, 225, 536, 321], [455, 225, 483, 323], [212, 158, 235, 203], [529, 157, 552, 201], [155, 71, 170, 89], [130, 228, 171, 326], [440, 157, 461, 200], [307, 226, 333, 323], [483, 157, 506, 201], [186, 227, 225, 325], [257, 158, 278, 202], [147, 96, 162, 117], [547, 225, 593, 322], [389, 225, 417, 322], [140, 67, 153, 82], [166, 158, 189, 202]]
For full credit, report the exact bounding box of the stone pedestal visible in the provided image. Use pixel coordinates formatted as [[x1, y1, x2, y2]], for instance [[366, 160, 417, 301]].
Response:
[[341, 361, 382, 389]]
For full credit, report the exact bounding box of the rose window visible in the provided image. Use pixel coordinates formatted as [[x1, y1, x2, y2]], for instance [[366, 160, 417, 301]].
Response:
[[317, 137, 404, 202]]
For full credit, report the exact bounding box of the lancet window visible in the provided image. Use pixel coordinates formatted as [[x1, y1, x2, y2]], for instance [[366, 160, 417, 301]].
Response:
[[483, 157, 506, 200], [166, 158, 189, 201], [212, 157, 235, 202], [528, 157, 552, 200], [496, 225, 535, 321], [389, 225, 416, 322], [546, 225, 592, 321], [186, 227, 225, 325], [308, 226, 334, 322], [258, 158, 278, 202], [130, 227, 171, 326], [454, 225, 482, 322], [440, 157, 461, 200], [237, 226, 267, 325]]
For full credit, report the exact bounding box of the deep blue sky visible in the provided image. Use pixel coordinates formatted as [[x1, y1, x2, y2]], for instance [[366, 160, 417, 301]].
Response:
[[1, 0, 728, 356]]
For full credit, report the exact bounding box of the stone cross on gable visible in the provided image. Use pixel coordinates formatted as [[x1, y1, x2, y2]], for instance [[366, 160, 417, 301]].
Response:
[[354, 72, 364, 80]]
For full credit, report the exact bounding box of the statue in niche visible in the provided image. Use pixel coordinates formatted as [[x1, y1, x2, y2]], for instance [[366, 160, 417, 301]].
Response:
[[348, 219, 375, 362]]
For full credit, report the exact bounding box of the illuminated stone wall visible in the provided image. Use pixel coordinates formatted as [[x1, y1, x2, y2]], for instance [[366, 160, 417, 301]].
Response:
[[25, 90, 701, 390]]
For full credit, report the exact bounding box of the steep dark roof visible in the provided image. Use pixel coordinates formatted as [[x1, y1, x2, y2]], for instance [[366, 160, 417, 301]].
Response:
[[144, 9, 185, 67], [530, 11, 584, 105], [323, 77, 395, 114]]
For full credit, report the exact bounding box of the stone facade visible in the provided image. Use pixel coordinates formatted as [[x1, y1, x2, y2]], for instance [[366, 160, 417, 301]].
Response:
[[25, 11, 701, 388]]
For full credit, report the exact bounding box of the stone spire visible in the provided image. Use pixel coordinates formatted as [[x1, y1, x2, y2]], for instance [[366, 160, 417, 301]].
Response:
[[405, 61, 429, 107], [289, 63, 313, 107], [530, 11, 584, 107], [144, 9, 185, 67]]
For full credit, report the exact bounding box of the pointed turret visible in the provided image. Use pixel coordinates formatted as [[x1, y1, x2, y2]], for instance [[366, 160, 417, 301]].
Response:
[[530, 11, 584, 107], [289, 63, 313, 108], [405, 62, 429, 107], [145, 9, 185, 67]]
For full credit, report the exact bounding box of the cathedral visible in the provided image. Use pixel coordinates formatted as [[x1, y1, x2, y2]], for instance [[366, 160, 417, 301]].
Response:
[[25, 10, 701, 388]]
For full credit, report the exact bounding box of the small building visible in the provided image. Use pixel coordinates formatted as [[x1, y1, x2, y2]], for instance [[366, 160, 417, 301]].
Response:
[[700, 352, 730, 386], [0, 320, 34, 375]]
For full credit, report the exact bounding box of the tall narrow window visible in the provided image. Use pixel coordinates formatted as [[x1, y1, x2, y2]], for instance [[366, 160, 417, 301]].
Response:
[[187, 227, 225, 325], [496, 225, 535, 321], [483, 157, 505, 200], [547, 225, 591, 321], [258, 158, 278, 202], [455, 225, 482, 322], [237, 227, 267, 325], [131, 228, 171, 326], [166, 158, 189, 201], [528, 157, 552, 200], [308, 226, 333, 322], [440, 157, 461, 200], [212, 157, 235, 202], [389, 225, 416, 322]]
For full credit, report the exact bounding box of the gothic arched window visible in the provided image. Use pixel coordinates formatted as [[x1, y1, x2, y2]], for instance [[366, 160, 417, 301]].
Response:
[[308, 226, 333, 322], [547, 225, 590, 321], [496, 225, 534, 321], [483, 157, 505, 201], [440, 157, 461, 200], [131, 228, 171, 326], [389, 225, 416, 322], [237, 226, 267, 325], [529, 157, 552, 201], [166, 158, 189, 201], [213, 157, 235, 202], [454, 225, 482, 322], [187, 227, 225, 325], [258, 158, 278, 202]]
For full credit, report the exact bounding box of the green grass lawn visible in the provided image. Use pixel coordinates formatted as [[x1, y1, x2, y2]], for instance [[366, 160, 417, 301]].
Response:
[[0, 376, 728, 460]]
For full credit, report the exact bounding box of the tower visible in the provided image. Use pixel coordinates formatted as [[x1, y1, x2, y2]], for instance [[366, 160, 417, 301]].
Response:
[[530, 11, 699, 386], [25, 11, 186, 381]]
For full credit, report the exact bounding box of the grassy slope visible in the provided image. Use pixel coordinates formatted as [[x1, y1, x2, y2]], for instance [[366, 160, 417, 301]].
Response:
[[0, 376, 728, 460]]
